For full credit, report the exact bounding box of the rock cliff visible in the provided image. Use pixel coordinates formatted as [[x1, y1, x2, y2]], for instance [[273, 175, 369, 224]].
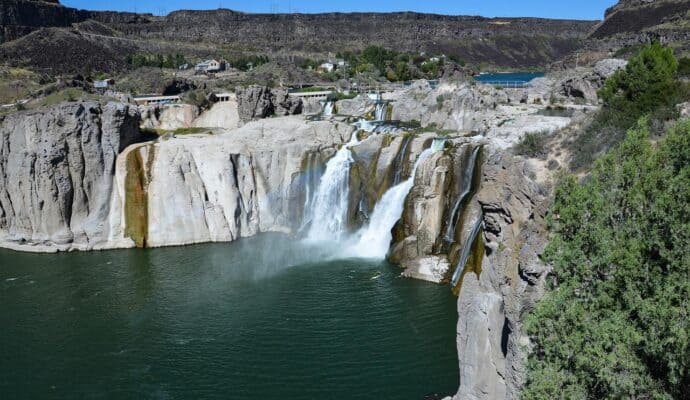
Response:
[[0, 108, 351, 251], [0, 101, 141, 251], [0, 1, 597, 70], [0, 80, 568, 399], [588, 0, 690, 51], [236, 86, 303, 123]]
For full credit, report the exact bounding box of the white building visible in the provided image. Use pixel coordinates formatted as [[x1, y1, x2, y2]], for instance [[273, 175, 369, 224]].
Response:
[[195, 59, 223, 73], [319, 62, 335, 73]]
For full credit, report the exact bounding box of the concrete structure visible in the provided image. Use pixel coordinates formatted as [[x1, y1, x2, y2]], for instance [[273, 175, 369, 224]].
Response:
[[287, 91, 332, 101], [214, 92, 235, 102], [133, 95, 181, 106]]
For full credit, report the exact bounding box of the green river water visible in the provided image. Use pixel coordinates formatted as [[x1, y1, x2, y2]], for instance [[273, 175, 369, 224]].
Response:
[[0, 234, 458, 399]]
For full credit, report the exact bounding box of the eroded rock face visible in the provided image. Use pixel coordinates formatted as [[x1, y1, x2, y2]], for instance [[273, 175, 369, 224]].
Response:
[[134, 117, 350, 247], [560, 58, 627, 103], [235, 86, 303, 123], [0, 101, 141, 251], [453, 151, 548, 400]]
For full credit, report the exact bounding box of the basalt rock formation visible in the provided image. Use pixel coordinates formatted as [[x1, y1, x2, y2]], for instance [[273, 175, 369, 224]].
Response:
[[236, 86, 303, 123], [0, 1, 597, 71], [0, 101, 141, 250], [588, 0, 690, 51]]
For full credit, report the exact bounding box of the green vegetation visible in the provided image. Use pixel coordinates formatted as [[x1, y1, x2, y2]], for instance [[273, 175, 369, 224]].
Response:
[[143, 127, 209, 136], [599, 43, 681, 128], [513, 130, 548, 158], [303, 46, 449, 82], [128, 53, 188, 69], [570, 43, 690, 170], [679, 56, 690, 77], [182, 90, 208, 108], [524, 119, 690, 399], [229, 55, 269, 71]]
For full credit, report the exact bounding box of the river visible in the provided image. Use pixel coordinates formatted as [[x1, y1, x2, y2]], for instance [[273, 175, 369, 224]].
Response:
[[0, 234, 458, 399]]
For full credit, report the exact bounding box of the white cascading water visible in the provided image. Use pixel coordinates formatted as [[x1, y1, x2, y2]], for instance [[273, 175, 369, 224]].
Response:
[[450, 216, 483, 287], [305, 132, 360, 242], [321, 101, 334, 118], [344, 138, 446, 258], [374, 102, 386, 121]]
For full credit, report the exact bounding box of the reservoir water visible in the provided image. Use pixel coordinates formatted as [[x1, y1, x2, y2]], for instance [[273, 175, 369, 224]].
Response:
[[0, 234, 458, 399], [474, 72, 544, 86]]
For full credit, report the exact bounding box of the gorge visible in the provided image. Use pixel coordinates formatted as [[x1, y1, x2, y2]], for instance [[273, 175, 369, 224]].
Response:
[[3, 1, 687, 398], [0, 78, 554, 399]]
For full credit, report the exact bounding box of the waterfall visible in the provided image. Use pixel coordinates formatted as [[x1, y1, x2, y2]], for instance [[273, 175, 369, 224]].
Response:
[[298, 152, 323, 232], [444, 145, 481, 243], [321, 101, 335, 118], [345, 139, 446, 258], [305, 132, 360, 242], [392, 135, 413, 185], [450, 216, 483, 288], [374, 102, 386, 121]]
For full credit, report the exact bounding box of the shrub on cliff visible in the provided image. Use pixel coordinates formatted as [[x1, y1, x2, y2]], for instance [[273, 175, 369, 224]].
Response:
[[599, 42, 680, 129], [570, 43, 687, 170], [524, 119, 690, 399]]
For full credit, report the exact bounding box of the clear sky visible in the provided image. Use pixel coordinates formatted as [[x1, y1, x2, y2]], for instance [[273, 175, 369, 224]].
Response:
[[60, 0, 618, 20]]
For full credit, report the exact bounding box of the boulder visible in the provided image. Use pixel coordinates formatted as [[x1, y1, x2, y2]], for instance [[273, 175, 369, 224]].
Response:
[[235, 86, 303, 123]]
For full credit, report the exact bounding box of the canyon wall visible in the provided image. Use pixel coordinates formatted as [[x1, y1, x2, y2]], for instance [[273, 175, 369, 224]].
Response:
[[0, 84, 556, 399], [0, 101, 140, 251]]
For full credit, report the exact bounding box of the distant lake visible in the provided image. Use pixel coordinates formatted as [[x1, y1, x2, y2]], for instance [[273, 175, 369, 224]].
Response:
[[474, 72, 544, 87]]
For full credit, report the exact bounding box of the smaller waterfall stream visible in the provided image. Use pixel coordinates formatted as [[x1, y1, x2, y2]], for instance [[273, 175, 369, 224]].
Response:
[[298, 152, 323, 232], [345, 139, 446, 258], [305, 132, 360, 241], [444, 145, 482, 243], [374, 102, 386, 121], [321, 101, 335, 118], [450, 216, 483, 287], [392, 135, 413, 186]]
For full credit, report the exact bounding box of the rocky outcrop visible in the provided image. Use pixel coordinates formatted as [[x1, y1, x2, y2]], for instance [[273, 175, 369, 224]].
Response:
[[1, 1, 596, 71], [0, 101, 141, 251], [0, 108, 351, 251], [236, 86, 303, 123], [590, 0, 690, 39], [451, 151, 548, 400], [124, 117, 350, 248], [587, 0, 690, 53], [382, 81, 574, 148], [559, 58, 627, 103]]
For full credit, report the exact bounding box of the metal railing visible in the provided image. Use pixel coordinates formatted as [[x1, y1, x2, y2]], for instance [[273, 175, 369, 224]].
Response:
[[475, 80, 530, 88]]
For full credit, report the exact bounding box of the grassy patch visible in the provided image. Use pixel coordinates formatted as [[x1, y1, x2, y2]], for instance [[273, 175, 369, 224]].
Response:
[[512, 130, 549, 158]]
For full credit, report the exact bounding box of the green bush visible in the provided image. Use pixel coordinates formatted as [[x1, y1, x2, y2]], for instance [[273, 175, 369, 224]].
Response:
[[513, 131, 548, 158], [525, 119, 690, 399], [570, 43, 688, 170], [678, 56, 690, 77], [599, 43, 680, 129], [129, 53, 187, 69], [229, 55, 269, 71]]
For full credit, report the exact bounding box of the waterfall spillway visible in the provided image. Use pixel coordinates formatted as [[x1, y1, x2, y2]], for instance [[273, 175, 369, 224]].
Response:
[[321, 101, 335, 118], [345, 139, 446, 258], [450, 216, 483, 287], [374, 102, 386, 121], [305, 133, 360, 241], [444, 145, 482, 243], [392, 135, 413, 186], [299, 152, 324, 232]]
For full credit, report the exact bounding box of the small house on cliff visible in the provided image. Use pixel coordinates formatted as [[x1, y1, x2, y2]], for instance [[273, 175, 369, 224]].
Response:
[[195, 59, 224, 74]]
